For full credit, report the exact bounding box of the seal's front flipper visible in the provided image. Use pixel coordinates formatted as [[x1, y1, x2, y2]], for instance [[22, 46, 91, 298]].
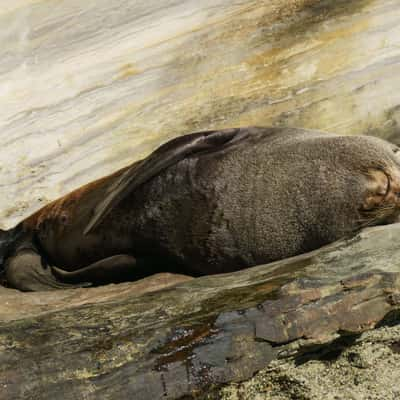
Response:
[[51, 254, 139, 285], [84, 128, 252, 235], [4, 250, 90, 292]]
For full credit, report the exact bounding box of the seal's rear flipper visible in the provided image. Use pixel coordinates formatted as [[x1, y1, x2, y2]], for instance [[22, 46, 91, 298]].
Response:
[[84, 128, 252, 235], [51, 254, 139, 285], [4, 250, 91, 291]]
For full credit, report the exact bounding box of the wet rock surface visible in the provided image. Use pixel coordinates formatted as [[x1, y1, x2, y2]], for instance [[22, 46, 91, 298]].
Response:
[[1, 223, 400, 399]]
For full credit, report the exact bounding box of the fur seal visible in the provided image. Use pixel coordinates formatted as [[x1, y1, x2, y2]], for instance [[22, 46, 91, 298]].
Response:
[[1, 126, 400, 291]]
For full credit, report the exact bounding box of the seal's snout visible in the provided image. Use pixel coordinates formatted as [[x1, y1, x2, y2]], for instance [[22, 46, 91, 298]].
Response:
[[362, 168, 400, 224], [384, 172, 400, 206], [362, 169, 390, 211]]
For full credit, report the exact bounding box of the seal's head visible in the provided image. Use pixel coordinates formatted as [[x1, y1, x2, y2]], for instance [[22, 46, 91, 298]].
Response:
[[361, 166, 400, 225], [351, 137, 400, 228], [269, 132, 400, 253]]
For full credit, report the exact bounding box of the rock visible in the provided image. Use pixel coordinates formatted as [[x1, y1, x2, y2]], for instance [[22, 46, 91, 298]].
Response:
[[0, 273, 193, 322], [214, 325, 400, 400], [1, 223, 400, 399], [2, 1, 400, 399]]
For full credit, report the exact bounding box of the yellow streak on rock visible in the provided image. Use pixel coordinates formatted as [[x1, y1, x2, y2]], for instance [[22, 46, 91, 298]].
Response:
[[117, 63, 140, 81]]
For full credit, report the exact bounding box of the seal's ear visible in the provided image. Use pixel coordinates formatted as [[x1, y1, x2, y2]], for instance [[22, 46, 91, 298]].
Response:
[[84, 128, 252, 235]]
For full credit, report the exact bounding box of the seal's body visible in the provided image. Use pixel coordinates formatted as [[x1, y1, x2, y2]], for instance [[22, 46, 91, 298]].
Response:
[[2, 127, 400, 290]]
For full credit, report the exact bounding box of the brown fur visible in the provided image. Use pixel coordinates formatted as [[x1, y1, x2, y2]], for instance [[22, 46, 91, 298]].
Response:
[[23, 165, 130, 231], [114, 128, 400, 274], [4, 127, 400, 290]]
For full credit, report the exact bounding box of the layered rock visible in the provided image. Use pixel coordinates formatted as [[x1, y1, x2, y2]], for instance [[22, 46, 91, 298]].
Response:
[[1, 224, 400, 399]]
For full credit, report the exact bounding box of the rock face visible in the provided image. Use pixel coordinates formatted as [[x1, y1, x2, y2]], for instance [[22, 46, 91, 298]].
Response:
[[2, 1, 400, 399], [1, 0, 400, 228], [1, 224, 400, 399]]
